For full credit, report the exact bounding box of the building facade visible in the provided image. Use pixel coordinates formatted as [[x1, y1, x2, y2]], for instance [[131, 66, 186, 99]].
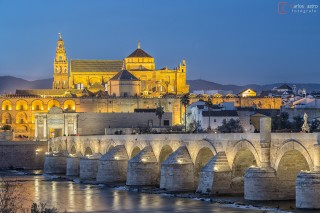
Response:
[[54, 35, 189, 97]]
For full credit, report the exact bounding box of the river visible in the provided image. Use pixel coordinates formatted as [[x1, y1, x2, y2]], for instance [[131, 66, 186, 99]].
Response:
[[0, 171, 304, 213]]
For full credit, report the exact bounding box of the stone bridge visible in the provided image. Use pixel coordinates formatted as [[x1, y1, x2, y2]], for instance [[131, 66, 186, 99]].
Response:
[[44, 118, 320, 209]]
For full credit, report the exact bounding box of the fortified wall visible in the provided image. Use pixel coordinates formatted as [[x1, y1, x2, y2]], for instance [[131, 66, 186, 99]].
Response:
[[0, 141, 47, 169], [44, 117, 320, 209], [0, 95, 281, 140]]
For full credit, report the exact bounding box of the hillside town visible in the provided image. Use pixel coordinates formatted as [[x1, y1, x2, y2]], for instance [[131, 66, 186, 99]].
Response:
[[0, 35, 318, 141]]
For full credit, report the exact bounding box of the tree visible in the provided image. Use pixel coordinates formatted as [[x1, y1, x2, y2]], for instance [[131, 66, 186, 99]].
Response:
[[292, 115, 304, 131], [1, 125, 11, 130], [155, 105, 164, 127], [181, 93, 190, 132], [205, 97, 213, 130], [217, 119, 243, 133], [311, 119, 320, 132], [271, 112, 291, 131]]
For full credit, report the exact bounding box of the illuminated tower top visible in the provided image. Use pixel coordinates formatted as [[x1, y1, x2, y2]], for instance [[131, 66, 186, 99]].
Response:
[[53, 33, 69, 89]]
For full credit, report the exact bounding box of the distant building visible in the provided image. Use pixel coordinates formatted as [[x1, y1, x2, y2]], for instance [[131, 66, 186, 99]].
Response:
[[192, 90, 234, 97], [238, 89, 257, 97], [260, 84, 294, 98]]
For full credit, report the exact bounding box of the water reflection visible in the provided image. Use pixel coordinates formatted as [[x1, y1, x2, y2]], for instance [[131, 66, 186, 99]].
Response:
[[20, 176, 261, 212], [68, 182, 75, 210]]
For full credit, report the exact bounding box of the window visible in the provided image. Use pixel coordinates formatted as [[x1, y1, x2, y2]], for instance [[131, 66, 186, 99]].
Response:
[[20, 105, 24, 110], [5, 105, 9, 111], [20, 119, 24, 124], [163, 120, 169, 126], [36, 105, 40, 110], [124, 92, 128, 97]]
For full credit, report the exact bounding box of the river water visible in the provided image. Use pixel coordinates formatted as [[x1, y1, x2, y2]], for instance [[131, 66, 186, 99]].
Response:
[[0, 171, 304, 213]]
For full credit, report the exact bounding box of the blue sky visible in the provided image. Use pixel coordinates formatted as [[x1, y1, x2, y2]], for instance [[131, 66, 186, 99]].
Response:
[[0, 0, 319, 85]]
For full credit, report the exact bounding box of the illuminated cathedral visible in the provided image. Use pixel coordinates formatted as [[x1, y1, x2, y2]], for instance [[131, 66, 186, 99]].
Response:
[[52, 34, 189, 97]]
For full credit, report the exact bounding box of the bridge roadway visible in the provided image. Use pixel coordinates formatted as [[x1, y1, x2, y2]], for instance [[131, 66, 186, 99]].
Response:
[[44, 117, 320, 209]]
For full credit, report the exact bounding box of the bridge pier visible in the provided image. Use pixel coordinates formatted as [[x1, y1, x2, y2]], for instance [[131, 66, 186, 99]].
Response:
[[96, 145, 129, 183], [197, 152, 232, 194], [244, 117, 277, 200], [66, 153, 81, 176], [296, 144, 320, 209], [44, 151, 68, 174], [160, 146, 194, 191], [79, 154, 101, 180], [126, 146, 159, 186]]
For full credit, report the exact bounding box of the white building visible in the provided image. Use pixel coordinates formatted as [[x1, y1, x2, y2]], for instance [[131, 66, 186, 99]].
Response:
[[187, 101, 239, 131]]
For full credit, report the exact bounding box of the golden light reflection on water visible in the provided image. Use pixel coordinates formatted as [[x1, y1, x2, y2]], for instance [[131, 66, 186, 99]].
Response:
[[51, 181, 57, 207], [84, 185, 93, 211], [68, 182, 75, 209], [34, 178, 39, 203], [3, 175, 257, 213]]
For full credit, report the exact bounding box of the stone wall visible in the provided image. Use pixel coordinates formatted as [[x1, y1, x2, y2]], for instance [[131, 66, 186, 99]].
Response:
[[77, 112, 172, 135], [0, 141, 47, 169], [0, 130, 13, 141]]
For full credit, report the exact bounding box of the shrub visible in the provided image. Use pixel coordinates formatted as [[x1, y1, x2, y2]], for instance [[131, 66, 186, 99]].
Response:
[[1, 125, 11, 130]]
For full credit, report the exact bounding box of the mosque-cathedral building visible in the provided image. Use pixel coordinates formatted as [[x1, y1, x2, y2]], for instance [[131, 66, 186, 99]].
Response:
[[0, 35, 281, 140]]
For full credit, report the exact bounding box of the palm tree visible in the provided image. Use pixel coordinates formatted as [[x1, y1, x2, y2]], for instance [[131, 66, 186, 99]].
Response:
[[155, 105, 165, 127], [205, 97, 213, 130], [181, 93, 190, 132]]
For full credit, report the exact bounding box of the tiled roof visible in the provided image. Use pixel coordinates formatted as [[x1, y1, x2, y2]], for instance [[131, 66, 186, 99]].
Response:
[[15, 89, 79, 96], [70, 60, 122, 72], [109, 70, 139, 81], [202, 110, 238, 117], [127, 48, 152, 58]]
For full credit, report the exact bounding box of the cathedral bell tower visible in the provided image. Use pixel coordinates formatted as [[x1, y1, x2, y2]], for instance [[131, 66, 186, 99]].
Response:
[[53, 33, 69, 89]]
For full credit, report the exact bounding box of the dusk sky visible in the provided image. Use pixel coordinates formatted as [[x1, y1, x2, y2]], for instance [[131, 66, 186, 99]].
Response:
[[0, 0, 319, 85]]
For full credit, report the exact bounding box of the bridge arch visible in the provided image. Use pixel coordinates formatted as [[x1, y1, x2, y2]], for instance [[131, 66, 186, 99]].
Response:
[[194, 147, 215, 187], [70, 145, 77, 155], [159, 145, 174, 164], [186, 139, 217, 164], [230, 139, 261, 167], [274, 139, 313, 171], [230, 139, 260, 193], [130, 146, 141, 159], [84, 147, 93, 156], [274, 139, 312, 199]]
